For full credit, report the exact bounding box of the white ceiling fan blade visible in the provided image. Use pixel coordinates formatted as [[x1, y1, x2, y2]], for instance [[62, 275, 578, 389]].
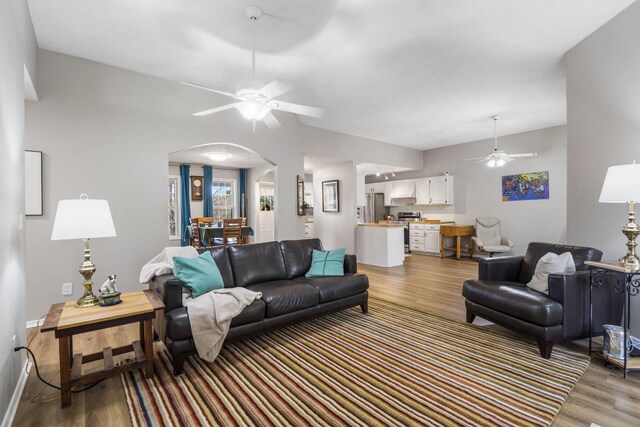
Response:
[[465, 156, 489, 161], [262, 112, 282, 129], [193, 103, 239, 117], [260, 80, 293, 100], [183, 82, 238, 99], [271, 101, 324, 118], [508, 153, 538, 158]]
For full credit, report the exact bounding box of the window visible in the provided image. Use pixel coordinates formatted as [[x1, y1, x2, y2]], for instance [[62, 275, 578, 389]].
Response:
[[260, 184, 275, 211], [212, 180, 236, 219], [168, 176, 181, 240]]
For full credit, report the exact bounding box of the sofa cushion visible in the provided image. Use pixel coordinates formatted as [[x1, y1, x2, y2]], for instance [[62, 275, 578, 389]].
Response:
[[306, 248, 346, 277], [230, 299, 266, 327], [519, 242, 602, 284], [462, 279, 563, 326], [295, 273, 369, 303], [197, 246, 235, 287], [279, 239, 323, 279], [246, 280, 319, 317], [228, 242, 287, 287], [173, 252, 224, 297]]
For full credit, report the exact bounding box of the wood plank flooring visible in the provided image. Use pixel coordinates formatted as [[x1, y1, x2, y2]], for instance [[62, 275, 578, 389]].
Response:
[[14, 254, 640, 426]]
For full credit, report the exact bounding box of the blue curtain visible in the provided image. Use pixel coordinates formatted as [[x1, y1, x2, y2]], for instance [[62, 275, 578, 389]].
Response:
[[203, 165, 213, 218], [180, 164, 191, 247], [239, 169, 247, 219]]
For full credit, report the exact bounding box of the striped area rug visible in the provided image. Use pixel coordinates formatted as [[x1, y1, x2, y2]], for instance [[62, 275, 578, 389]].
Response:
[[122, 299, 589, 426]]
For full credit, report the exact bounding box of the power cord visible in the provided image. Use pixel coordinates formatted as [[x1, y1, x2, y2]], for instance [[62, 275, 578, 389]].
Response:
[[15, 346, 105, 393]]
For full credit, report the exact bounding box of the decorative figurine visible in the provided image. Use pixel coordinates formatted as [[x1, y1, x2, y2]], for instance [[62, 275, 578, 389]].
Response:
[[98, 274, 122, 306]]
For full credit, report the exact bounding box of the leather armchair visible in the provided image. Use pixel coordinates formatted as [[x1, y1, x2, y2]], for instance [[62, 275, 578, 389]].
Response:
[[463, 242, 623, 358]]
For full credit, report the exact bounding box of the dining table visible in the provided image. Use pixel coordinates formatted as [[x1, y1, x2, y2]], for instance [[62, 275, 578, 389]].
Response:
[[198, 224, 254, 245]]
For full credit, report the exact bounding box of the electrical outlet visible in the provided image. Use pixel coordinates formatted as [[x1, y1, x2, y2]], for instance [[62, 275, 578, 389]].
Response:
[[12, 335, 16, 358], [62, 282, 73, 296]]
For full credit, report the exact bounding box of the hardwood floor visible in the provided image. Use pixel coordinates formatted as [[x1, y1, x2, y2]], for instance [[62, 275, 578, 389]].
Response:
[[14, 254, 640, 426]]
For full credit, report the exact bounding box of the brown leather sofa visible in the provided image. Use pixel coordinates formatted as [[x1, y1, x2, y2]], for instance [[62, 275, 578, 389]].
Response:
[[150, 238, 369, 374], [463, 242, 623, 358]]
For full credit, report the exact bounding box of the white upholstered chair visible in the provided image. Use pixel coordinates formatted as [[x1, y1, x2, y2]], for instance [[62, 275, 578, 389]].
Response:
[[471, 217, 514, 257]]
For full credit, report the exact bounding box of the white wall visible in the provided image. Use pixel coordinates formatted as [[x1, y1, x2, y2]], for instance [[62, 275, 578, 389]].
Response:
[[1, 0, 35, 422], [313, 161, 357, 253], [566, 1, 640, 332], [367, 126, 568, 254], [24, 50, 421, 320]]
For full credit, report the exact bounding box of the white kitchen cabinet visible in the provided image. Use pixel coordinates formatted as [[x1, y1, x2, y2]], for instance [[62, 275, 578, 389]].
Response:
[[409, 223, 441, 254], [389, 180, 416, 199], [415, 176, 454, 205], [365, 182, 394, 206]]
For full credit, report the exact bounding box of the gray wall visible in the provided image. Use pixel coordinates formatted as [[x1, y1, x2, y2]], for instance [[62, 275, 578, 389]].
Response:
[[0, 0, 34, 421], [368, 126, 568, 254], [24, 50, 422, 321], [313, 161, 357, 253], [566, 1, 640, 332]]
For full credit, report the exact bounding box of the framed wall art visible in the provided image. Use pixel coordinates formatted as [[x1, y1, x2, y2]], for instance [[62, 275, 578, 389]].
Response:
[[296, 175, 305, 216], [191, 176, 204, 201], [25, 150, 43, 216], [502, 171, 549, 201], [322, 180, 340, 212]]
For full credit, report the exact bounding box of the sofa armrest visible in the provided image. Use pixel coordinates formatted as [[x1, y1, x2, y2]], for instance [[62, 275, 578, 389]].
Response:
[[548, 271, 590, 338], [344, 254, 357, 274], [149, 274, 184, 312], [478, 256, 523, 281]]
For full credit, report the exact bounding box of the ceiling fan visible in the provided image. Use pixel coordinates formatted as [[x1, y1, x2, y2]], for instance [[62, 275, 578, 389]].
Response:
[[466, 116, 537, 167], [185, 5, 324, 131]]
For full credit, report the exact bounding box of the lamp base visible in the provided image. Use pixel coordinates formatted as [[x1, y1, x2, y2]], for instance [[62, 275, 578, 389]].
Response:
[[76, 239, 100, 307], [618, 202, 640, 272], [77, 292, 100, 308]]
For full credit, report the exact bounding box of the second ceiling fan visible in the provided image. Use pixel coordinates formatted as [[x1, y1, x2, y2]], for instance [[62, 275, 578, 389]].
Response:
[[185, 5, 324, 131]]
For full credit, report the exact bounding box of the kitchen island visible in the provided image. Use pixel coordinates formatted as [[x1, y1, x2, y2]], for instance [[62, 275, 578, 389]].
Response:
[[356, 223, 405, 267]]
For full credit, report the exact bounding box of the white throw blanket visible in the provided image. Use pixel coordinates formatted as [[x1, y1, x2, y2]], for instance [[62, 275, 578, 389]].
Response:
[[139, 246, 199, 284], [184, 288, 262, 362]]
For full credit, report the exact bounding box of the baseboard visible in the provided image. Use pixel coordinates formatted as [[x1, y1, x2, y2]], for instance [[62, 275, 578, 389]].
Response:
[[26, 318, 44, 329], [1, 360, 32, 427]]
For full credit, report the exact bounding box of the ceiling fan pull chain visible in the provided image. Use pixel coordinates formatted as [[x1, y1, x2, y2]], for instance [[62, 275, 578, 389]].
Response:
[[251, 14, 256, 79]]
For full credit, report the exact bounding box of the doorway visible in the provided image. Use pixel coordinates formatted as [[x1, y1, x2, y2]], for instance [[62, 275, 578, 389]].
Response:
[[255, 171, 275, 243]]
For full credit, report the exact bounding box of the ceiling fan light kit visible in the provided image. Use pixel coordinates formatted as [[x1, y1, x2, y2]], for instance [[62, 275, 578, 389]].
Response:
[[208, 152, 231, 161], [466, 115, 537, 167], [185, 5, 324, 132]]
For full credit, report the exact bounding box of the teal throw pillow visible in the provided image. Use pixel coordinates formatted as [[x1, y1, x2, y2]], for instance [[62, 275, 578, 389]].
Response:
[[306, 248, 346, 277], [173, 251, 224, 298]]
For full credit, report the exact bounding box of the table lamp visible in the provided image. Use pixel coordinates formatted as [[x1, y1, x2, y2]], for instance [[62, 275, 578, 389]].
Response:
[[599, 162, 640, 270], [51, 194, 117, 307]]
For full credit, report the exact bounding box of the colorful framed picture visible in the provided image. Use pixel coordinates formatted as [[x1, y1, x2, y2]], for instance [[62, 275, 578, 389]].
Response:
[[191, 176, 203, 201], [322, 180, 340, 212], [502, 171, 549, 201], [297, 175, 305, 216]]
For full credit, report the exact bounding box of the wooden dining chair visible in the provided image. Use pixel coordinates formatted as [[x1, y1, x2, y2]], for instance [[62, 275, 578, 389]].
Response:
[[214, 218, 244, 246], [196, 217, 214, 246]]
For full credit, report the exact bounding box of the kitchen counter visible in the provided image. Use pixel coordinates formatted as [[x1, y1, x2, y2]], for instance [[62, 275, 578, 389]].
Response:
[[410, 220, 455, 224], [358, 223, 404, 227], [356, 223, 404, 267]]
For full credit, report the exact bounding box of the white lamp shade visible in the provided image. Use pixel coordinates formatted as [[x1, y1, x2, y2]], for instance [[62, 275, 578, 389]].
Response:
[[599, 164, 640, 203], [51, 197, 117, 240]]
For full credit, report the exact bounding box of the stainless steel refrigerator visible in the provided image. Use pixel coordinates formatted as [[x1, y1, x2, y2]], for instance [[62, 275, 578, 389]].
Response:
[[365, 193, 388, 223]]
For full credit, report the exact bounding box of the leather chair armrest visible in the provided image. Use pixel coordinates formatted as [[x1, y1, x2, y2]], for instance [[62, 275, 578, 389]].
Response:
[[478, 256, 524, 281], [149, 274, 184, 312], [501, 237, 515, 248], [344, 254, 357, 274], [471, 237, 483, 250], [548, 271, 590, 339]]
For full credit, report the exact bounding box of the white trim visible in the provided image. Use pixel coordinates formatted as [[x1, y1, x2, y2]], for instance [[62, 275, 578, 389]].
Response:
[[1, 360, 32, 427], [26, 318, 45, 329]]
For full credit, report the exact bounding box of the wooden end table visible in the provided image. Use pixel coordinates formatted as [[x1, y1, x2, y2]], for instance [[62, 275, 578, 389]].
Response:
[[41, 290, 164, 407]]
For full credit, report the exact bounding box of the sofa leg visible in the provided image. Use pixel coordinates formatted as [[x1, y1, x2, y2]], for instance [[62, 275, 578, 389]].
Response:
[[465, 309, 476, 324], [360, 301, 368, 314], [536, 339, 553, 359], [172, 354, 188, 376]]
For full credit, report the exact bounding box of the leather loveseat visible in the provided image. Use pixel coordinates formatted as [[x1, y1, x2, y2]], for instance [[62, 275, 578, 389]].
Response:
[[150, 238, 369, 374], [462, 242, 623, 358]]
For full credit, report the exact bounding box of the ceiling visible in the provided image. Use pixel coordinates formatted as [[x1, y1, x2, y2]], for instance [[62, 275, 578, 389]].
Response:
[[27, 0, 634, 150], [304, 154, 411, 177], [169, 143, 271, 169]]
